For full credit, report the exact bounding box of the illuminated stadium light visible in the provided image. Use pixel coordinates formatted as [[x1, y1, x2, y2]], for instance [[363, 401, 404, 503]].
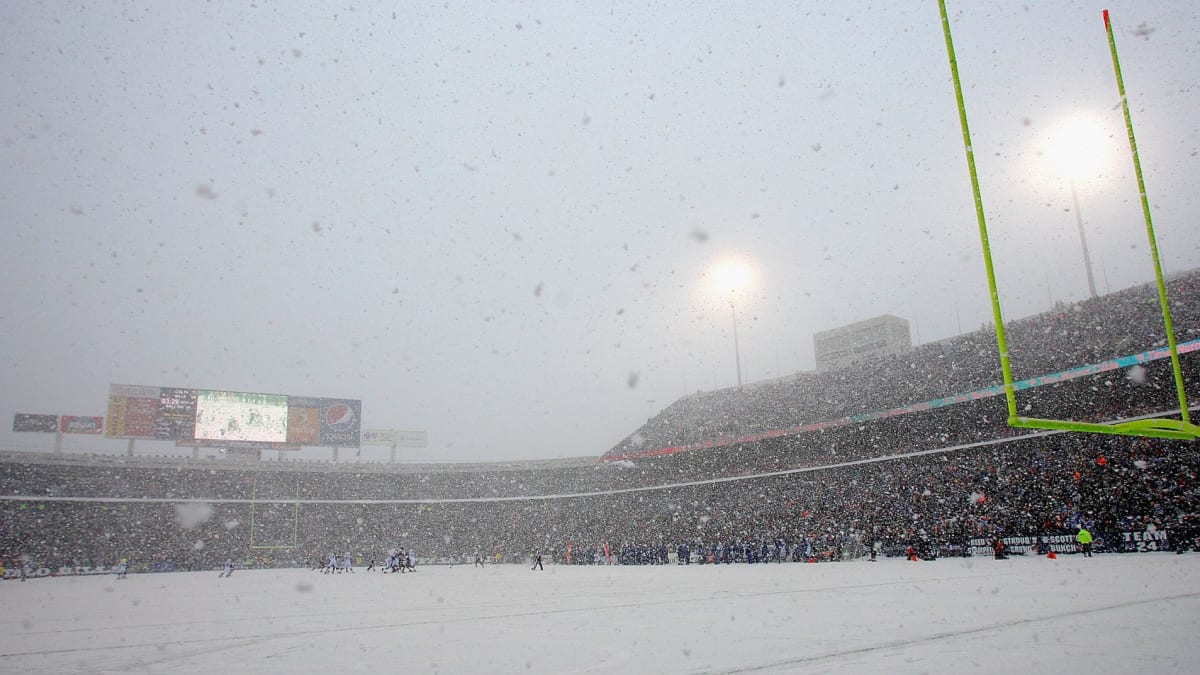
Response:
[[706, 257, 755, 389]]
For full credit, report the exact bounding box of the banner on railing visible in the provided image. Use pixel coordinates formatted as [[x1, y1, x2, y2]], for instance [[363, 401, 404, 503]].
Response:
[[968, 530, 1171, 556]]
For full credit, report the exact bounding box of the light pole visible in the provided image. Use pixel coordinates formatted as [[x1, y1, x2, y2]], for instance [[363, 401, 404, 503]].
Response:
[[707, 256, 753, 390], [1045, 115, 1107, 301], [1069, 178, 1099, 299], [730, 299, 743, 388]]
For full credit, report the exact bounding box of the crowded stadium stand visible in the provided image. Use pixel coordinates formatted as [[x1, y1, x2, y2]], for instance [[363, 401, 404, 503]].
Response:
[[3, 269, 1199, 575]]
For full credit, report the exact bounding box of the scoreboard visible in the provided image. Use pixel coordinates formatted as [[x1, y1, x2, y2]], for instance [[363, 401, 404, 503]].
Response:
[[105, 384, 360, 447]]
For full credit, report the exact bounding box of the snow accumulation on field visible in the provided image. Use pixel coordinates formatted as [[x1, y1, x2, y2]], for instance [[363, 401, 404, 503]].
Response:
[[3, 553, 1200, 674]]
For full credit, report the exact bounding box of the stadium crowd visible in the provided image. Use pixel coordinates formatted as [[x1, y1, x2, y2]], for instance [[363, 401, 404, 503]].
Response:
[[2, 269, 1199, 573], [3, 428, 1198, 572], [610, 268, 1200, 456]]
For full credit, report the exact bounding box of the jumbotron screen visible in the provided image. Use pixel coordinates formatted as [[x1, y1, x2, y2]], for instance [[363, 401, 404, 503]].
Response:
[[193, 390, 289, 442]]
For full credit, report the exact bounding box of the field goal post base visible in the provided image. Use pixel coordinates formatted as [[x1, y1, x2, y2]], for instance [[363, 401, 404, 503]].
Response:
[[1010, 416, 1200, 441]]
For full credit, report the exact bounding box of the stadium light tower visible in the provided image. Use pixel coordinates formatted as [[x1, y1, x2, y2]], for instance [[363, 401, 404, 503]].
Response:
[[708, 257, 754, 388], [1068, 179, 1097, 299], [1045, 115, 1109, 300]]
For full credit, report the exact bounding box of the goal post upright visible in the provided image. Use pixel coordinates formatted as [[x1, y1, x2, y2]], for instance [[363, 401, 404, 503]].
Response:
[[936, 0, 1019, 424], [936, 1, 1199, 441], [248, 475, 258, 549], [248, 476, 301, 551], [291, 478, 300, 548], [1103, 8, 1193, 430]]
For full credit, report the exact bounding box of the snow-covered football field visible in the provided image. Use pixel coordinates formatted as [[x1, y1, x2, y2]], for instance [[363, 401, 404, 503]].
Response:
[[3, 553, 1199, 674]]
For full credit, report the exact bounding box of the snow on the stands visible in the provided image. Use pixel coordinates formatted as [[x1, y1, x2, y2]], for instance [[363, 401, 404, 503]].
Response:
[[3, 554, 1199, 674]]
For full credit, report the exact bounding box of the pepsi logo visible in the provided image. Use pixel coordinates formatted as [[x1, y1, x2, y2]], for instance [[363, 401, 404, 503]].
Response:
[[325, 403, 356, 430]]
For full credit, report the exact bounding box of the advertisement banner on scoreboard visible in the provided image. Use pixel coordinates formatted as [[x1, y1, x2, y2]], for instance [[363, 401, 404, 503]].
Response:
[[361, 429, 428, 447], [286, 397, 322, 445], [394, 429, 428, 448], [106, 384, 161, 438], [124, 396, 159, 437], [105, 395, 127, 437], [360, 429, 396, 446], [13, 413, 60, 433], [60, 415, 104, 434], [319, 398, 361, 447]]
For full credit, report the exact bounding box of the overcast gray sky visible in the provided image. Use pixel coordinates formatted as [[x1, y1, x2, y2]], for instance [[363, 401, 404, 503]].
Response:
[[2, 1, 1199, 463]]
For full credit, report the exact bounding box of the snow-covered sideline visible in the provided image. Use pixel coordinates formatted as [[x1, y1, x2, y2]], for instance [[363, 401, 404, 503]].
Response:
[[3, 554, 1199, 674]]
